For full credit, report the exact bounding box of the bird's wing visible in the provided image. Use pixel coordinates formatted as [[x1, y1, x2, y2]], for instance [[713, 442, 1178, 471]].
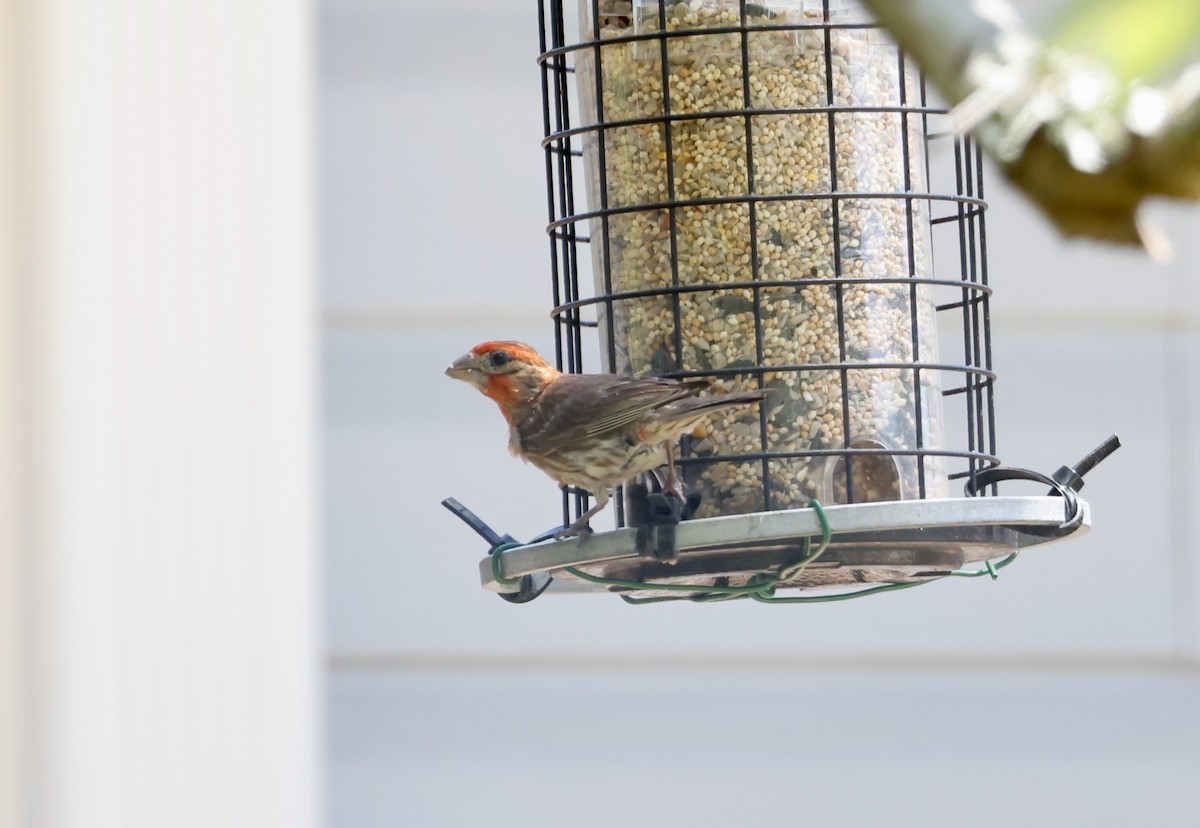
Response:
[[517, 374, 708, 456]]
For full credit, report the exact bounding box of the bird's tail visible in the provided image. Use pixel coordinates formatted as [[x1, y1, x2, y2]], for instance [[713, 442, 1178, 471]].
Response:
[[699, 388, 769, 408], [662, 387, 769, 418], [643, 387, 770, 445]]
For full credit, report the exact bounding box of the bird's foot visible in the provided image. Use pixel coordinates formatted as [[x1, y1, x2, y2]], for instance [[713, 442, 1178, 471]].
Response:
[[663, 474, 687, 505], [671, 489, 703, 522], [554, 521, 594, 541], [660, 462, 702, 521]]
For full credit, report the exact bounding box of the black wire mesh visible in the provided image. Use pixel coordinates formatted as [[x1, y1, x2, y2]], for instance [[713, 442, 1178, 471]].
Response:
[[539, 0, 997, 530]]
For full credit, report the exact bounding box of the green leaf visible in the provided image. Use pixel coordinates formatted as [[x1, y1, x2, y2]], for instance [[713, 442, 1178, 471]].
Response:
[[1048, 0, 1200, 83]]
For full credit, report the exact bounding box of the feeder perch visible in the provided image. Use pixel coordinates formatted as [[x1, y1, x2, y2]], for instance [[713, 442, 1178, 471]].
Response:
[[444, 0, 1119, 603]]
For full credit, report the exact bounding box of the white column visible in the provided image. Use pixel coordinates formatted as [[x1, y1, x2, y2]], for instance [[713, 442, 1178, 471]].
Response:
[[0, 6, 28, 823], [0, 2, 319, 827]]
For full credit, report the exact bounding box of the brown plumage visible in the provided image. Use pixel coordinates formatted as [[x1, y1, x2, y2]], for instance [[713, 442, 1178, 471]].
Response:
[[445, 340, 768, 536]]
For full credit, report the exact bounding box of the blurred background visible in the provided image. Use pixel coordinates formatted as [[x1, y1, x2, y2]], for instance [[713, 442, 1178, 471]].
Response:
[[3, 0, 1198, 827], [321, 0, 1199, 825]]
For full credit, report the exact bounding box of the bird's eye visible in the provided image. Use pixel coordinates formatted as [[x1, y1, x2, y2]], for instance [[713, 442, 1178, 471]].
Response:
[[488, 351, 510, 368]]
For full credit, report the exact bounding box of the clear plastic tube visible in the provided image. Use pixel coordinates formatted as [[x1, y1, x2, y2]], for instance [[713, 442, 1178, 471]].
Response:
[[578, 0, 947, 513]]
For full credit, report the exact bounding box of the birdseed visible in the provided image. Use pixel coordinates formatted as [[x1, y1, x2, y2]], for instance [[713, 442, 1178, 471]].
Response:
[[577, 0, 948, 516]]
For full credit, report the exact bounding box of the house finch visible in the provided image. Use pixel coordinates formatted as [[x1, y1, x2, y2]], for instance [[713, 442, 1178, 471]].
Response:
[[445, 340, 768, 537]]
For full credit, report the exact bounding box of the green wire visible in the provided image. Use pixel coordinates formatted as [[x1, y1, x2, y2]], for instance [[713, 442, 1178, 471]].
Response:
[[490, 541, 525, 587], [750, 578, 930, 603], [488, 499, 1021, 604], [619, 594, 692, 605], [564, 565, 770, 595], [948, 551, 1018, 578], [776, 499, 832, 581], [563, 499, 831, 601]]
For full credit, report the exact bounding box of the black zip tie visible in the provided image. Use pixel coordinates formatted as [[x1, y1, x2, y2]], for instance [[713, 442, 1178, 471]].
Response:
[[441, 498, 553, 603], [964, 434, 1120, 537]]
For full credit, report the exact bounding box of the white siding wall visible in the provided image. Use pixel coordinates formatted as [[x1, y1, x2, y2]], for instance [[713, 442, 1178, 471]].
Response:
[[320, 3, 1200, 825]]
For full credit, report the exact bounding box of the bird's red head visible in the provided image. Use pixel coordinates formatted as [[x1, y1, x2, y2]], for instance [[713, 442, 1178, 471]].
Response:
[[446, 341, 560, 422], [468, 341, 551, 367]]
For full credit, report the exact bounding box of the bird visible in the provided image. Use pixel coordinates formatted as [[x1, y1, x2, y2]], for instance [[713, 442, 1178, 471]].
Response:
[[445, 340, 769, 538]]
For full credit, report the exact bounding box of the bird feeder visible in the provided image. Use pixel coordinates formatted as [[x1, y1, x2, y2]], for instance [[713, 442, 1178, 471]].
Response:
[[445, 0, 1118, 603]]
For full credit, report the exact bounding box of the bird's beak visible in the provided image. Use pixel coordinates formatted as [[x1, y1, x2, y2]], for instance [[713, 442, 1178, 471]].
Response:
[[445, 352, 482, 384]]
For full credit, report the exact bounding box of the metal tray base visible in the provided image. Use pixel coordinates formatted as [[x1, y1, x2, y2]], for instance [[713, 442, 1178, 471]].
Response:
[[479, 496, 1089, 598]]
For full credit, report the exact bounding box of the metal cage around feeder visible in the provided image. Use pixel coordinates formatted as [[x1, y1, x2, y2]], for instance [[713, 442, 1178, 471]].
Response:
[[444, 0, 1118, 603]]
